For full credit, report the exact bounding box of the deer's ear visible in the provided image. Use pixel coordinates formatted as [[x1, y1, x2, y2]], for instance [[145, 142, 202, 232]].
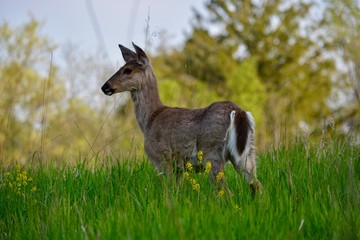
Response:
[[132, 42, 149, 67], [119, 44, 137, 62]]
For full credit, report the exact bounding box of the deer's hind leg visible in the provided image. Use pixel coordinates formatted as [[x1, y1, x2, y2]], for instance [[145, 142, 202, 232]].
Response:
[[205, 150, 232, 196], [230, 146, 261, 195]]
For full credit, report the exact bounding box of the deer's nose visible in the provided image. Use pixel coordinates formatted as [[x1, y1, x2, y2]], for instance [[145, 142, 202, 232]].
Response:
[[101, 83, 114, 96]]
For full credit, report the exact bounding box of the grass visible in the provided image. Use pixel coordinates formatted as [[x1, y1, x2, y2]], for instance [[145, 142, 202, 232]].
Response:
[[0, 140, 359, 239]]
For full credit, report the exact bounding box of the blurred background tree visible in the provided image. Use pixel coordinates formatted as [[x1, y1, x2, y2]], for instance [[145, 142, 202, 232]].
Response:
[[154, 0, 343, 146], [326, 0, 360, 139], [0, 18, 139, 165], [1, 0, 359, 164], [0, 18, 64, 162]]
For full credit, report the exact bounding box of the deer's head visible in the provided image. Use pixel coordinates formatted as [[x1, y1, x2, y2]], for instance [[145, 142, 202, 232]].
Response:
[[101, 43, 149, 96]]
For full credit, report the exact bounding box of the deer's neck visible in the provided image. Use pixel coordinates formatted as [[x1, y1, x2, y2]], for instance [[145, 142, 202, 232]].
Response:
[[131, 68, 163, 133]]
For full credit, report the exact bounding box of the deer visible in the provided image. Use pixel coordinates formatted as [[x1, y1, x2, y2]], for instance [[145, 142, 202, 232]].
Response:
[[101, 43, 261, 195]]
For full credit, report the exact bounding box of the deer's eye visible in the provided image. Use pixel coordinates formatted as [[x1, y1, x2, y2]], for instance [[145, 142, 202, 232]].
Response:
[[123, 68, 133, 75]]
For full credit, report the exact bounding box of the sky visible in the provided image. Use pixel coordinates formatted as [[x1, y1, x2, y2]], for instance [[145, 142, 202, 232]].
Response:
[[0, 0, 206, 64]]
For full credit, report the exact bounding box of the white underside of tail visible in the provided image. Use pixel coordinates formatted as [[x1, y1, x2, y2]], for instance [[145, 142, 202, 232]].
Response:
[[226, 111, 255, 165]]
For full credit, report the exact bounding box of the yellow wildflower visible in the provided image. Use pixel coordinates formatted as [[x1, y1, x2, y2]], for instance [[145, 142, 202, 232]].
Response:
[[205, 162, 212, 174], [184, 172, 190, 179], [184, 176, 200, 192], [218, 189, 225, 197], [186, 161, 193, 171], [3, 164, 37, 198], [190, 178, 197, 186], [216, 171, 224, 183], [197, 150, 203, 164], [193, 183, 200, 191], [234, 204, 241, 212], [31, 186, 37, 192], [15, 164, 21, 171]]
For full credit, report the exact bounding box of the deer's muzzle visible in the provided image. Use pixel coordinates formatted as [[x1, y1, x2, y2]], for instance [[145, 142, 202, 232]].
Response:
[[101, 82, 114, 96]]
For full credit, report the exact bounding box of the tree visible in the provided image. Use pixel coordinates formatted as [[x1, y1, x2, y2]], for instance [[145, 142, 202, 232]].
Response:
[[182, 0, 338, 144], [0, 18, 147, 164], [182, 28, 236, 88], [0, 18, 65, 163], [226, 57, 267, 141], [326, 0, 360, 138]]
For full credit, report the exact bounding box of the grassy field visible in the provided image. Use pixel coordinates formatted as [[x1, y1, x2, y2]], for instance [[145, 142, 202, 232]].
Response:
[[1, 140, 359, 239]]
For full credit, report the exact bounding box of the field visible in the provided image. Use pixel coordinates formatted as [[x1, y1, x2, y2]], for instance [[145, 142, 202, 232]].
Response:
[[1, 140, 359, 239]]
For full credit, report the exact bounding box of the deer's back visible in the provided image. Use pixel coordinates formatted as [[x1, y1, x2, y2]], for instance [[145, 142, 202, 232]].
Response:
[[145, 101, 243, 160]]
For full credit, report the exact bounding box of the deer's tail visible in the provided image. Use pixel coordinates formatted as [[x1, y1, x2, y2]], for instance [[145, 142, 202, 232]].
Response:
[[226, 110, 255, 165]]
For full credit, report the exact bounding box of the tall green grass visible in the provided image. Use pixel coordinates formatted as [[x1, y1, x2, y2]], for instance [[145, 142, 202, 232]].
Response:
[[1, 140, 359, 239]]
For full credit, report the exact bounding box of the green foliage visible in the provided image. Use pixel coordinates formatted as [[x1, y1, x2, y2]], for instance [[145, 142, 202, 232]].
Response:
[[0, 141, 359, 239], [0, 18, 65, 162], [158, 76, 221, 108], [0, 19, 142, 164], [226, 57, 267, 143], [160, 0, 342, 145], [182, 28, 236, 87], [326, 0, 360, 133]]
